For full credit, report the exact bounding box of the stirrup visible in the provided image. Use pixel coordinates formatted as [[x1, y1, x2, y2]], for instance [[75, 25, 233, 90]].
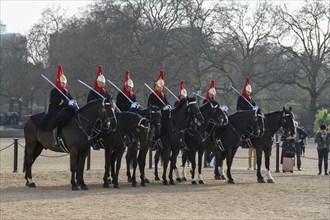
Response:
[[54, 138, 63, 146], [156, 139, 163, 149]]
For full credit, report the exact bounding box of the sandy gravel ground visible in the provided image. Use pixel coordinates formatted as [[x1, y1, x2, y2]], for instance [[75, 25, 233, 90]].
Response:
[[1, 138, 329, 220]]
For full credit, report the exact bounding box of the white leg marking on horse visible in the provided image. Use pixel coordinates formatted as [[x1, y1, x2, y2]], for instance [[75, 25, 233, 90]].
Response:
[[220, 166, 225, 176], [198, 173, 203, 181], [175, 168, 180, 178], [27, 178, 34, 184], [266, 170, 273, 180], [182, 168, 186, 178]]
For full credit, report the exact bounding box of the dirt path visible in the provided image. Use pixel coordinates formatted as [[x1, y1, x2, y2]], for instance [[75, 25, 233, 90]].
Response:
[[1, 138, 329, 219]]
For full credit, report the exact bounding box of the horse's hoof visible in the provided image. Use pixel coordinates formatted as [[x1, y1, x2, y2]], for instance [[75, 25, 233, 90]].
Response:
[[162, 181, 168, 186], [192, 180, 197, 184], [114, 184, 119, 189], [141, 182, 147, 187], [176, 177, 182, 182], [80, 185, 89, 190], [220, 175, 226, 180], [127, 177, 132, 183], [155, 176, 160, 181], [258, 178, 266, 183], [169, 180, 176, 185], [144, 178, 150, 184], [27, 183, 36, 188], [72, 185, 80, 191], [227, 179, 235, 184], [267, 179, 275, 183], [181, 177, 187, 181], [214, 175, 221, 180], [132, 182, 137, 187], [103, 183, 110, 188], [198, 180, 205, 184]]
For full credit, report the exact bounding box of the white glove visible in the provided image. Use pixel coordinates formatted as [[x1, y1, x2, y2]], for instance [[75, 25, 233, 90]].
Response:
[[69, 100, 76, 106], [252, 106, 257, 111], [163, 105, 171, 111], [221, 105, 228, 112], [69, 100, 79, 109], [130, 102, 137, 109]]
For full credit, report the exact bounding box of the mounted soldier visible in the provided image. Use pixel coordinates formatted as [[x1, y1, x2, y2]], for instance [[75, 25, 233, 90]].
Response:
[[174, 80, 187, 107], [116, 70, 140, 150], [87, 66, 110, 150], [236, 76, 256, 111], [147, 69, 170, 150], [116, 70, 139, 112], [87, 66, 110, 102], [48, 65, 77, 146], [236, 76, 257, 149], [204, 79, 217, 104]]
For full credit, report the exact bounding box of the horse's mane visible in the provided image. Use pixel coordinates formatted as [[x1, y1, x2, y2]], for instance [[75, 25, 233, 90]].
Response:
[[77, 97, 113, 113], [171, 97, 196, 114], [200, 100, 220, 111]]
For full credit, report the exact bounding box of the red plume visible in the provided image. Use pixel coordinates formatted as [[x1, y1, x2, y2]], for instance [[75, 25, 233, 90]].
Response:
[[242, 76, 251, 100], [122, 70, 133, 96], [94, 66, 105, 93], [153, 69, 165, 89], [55, 65, 67, 92]]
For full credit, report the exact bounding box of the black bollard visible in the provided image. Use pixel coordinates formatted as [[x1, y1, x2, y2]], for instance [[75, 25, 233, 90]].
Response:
[[13, 138, 18, 173], [275, 134, 280, 172]]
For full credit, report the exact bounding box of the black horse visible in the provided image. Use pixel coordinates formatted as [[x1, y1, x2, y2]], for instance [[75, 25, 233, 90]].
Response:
[[23, 98, 117, 190], [179, 100, 228, 184], [252, 107, 295, 183], [102, 111, 149, 188], [213, 108, 265, 184], [154, 97, 204, 185], [214, 107, 295, 183], [125, 105, 162, 187]]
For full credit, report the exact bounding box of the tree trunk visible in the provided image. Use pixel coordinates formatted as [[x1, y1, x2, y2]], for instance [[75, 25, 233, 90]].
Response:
[[307, 97, 317, 136]]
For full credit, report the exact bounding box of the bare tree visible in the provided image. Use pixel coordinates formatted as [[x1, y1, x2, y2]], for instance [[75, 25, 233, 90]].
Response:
[[27, 6, 67, 67], [277, 0, 330, 132], [208, 1, 285, 110]]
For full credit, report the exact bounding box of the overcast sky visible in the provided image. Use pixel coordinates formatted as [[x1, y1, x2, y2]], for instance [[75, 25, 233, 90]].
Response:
[[0, 0, 310, 35], [1, 0, 92, 34]]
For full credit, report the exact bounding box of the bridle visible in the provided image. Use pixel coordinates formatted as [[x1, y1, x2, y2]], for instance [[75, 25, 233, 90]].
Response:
[[76, 99, 117, 141]]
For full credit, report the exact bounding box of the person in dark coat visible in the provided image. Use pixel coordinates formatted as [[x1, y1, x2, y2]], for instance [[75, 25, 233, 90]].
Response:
[[87, 66, 110, 150], [48, 65, 77, 146], [147, 70, 170, 150], [87, 66, 110, 102], [116, 70, 138, 112], [116, 70, 140, 149], [294, 121, 308, 171], [236, 76, 256, 150]]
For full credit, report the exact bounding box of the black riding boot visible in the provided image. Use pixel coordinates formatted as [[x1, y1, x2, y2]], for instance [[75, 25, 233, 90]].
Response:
[[53, 127, 62, 146], [152, 138, 163, 151], [92, 140, 100, 150]]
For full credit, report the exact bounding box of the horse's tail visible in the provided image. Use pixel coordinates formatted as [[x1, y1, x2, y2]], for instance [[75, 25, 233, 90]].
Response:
[[23, 144, 27, 173], [22, 119, 33, 173]]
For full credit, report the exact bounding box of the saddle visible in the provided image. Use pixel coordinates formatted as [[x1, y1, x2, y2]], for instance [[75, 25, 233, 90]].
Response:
[[30, 112, 54, 131]]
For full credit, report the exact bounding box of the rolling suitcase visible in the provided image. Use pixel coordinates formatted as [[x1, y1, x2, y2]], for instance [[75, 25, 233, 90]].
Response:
[[282, 157, 295, 173]]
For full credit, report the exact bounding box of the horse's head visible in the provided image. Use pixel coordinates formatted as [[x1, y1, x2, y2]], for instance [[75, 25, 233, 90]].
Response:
[[200, 100, 228, 126], [281, 106, 295, 136], [145, 105, 162, 124], [185, 97, 204, 125], [98, 97, 117, 131], [250, 107, 265, 137]]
